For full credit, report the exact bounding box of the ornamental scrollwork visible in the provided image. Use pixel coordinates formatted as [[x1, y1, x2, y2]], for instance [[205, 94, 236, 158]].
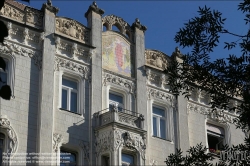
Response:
[[0, 42, 42, 69], [55, 17, 90, 44], [25, 7, 44, 28], [52, 133, 63, 152], [145, 50, 169, 71], [79, 141, 90, 163], [54, 56, 90, 79], [103, 72, 135, 94], [95, 129, 146, 159], [0, 115, 18, 154], [1, 3, 25, 22], [147, 87, 174, 105], [187, 102, 236, 123]]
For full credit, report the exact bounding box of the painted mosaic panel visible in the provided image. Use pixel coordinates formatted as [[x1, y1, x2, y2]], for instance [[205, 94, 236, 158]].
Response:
[[102, 36, 132, 77]]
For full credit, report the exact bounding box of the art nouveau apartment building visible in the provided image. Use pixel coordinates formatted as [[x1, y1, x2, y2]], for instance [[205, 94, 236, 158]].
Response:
[[0, 0, 245, 165]]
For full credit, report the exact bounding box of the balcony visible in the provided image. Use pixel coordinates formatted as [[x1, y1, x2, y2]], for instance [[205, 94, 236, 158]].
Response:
[[94, 105, 145, 130]]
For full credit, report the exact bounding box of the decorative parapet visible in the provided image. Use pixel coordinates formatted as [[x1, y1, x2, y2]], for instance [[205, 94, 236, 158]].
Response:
[[0, 41, 42, 69], [147, 87, 175, 106], [52, 133, 63, 152], [0, 2, 44, 29], [145, 50, 169, 71], [54, 56, 90, 79], [55, 17, 90, 44], [103, 71, 135, 94], [187, 101, 237, 123], [102, 15, 132, 36], [0, 115, 18, 154]]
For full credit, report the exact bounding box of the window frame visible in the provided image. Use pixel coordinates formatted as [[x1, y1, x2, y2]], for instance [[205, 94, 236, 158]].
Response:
[[58, 69, 85, 115], [152, 105, 167, 139], [206, 122, 228, 154], [0, 55, 15, 98], [121, 152, 136, 166], [60, 148, 77, 166], [61, 77, 78, 113]]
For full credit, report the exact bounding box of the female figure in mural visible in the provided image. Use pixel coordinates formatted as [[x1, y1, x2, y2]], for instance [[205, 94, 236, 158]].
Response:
[[115, 42, 124, 72]]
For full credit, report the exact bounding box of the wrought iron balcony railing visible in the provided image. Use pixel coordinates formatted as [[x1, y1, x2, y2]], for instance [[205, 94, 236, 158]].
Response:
[[94, 105, 145, 130]]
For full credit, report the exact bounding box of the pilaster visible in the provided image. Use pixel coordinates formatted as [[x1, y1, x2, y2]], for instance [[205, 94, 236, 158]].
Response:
[[37, 1, 58, 165], [85, 2, 104, 165]]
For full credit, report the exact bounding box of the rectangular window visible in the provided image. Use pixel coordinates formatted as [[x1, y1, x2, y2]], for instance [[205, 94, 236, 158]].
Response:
[[207, 123, 225, 154], [60, 150, 77, 166], [152, 106, 166, 139], [122, 153, 134, 166], [109, 92, 123, 111], [0, 60, 8, 89], [61, 78, 78, 113]]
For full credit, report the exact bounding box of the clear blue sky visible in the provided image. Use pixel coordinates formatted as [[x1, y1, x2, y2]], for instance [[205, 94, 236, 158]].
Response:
[[21, 0, 248, 61]]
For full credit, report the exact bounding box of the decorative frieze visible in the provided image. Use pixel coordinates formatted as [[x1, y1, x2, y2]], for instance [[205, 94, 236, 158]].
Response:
[[0, 115, 18, 154], [52, 133, 63, 152], [1, 3, 43, 28], [146, 68, 168, 88], [147, 87, 174, 106], [0, 42, 42, 69], [55, 17, 90, 44], [187, 102, 236, 123], [145, 50, 169, 71], [95, 129, 146, 159], [54, 56, 90, 79], [103, 72, 135, 94], [25, 7, 43, 27]]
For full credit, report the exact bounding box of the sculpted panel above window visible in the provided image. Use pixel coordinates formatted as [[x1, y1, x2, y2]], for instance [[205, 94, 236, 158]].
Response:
[[145, 50, 169, 71]]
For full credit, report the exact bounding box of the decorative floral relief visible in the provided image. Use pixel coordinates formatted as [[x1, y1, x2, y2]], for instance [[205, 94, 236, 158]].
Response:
[[52, 133, 63, 152], [0, 42, 42, 69], [103, 72, 135, 94], [0, 115, 18, 154], [55, 17, 89, 44], [145, 50, 168, 71], [1, 4, 25, 22], [95, 129, 146, 159], [25, 7, 43, 27], [146, 68, 168, 88], [147, 87, 174, 106], [54, 56, 90, 79], [102, 15, 132, 35], [149, 159, 158, 166], [79, 141, 90, 163], [187, 102, 236, 123]]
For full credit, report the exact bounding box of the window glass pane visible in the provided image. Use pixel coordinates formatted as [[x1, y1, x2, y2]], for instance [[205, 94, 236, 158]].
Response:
[[160, 119, 166, 139], [62, 78, 77, 89], [61, 89, 67, 109], [153, 107, 165, 116], [122, 153, 134, 165], [153, 117, 157, 136], [60, 151, 76, 166], [109, 93, 123, 104], [0, 72, 7, 88], [70, 92, 77, 112]]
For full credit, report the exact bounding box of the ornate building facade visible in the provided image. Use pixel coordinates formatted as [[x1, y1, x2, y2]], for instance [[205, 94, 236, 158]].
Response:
[[0, 0, 245, 165]]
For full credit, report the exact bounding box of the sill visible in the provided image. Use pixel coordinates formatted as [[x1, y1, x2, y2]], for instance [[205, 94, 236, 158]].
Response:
[[152, 136, 173, 143], [59, 108, 82, 116]]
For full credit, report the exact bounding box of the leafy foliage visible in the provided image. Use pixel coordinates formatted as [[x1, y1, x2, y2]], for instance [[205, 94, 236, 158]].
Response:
[[165, 0, 250, 165]]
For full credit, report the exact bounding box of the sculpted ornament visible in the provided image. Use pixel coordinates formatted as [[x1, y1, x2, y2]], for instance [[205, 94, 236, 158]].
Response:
[[79, 141, 90, 163], [1, 4, 25, 22], [52, 133, 63, 152], [102, 15, 132, 35], [54, 56, 90, 79], [55, 17, 90, 44], [0, 42, 42, 69], [147, 87, 174, 105], [187, 102, 236, 123], [25, 7, 43, 28], [103, 72, 135, 94], [145, 50, 168, 71], [0, 115, 18, 154]]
